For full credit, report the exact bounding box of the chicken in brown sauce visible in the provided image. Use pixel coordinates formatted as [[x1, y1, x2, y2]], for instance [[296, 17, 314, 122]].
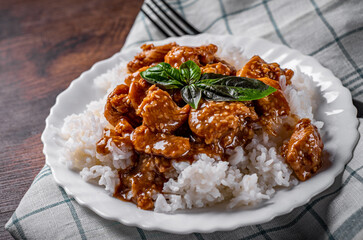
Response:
[[237, 55, 294, 85], [127, 42, 178, 73], [188, 100, 257, 148], [164, 44, 218, 67], [201, 62, 235, 75], [98, 43, 324, 210], [132, 125, 191, 158], [104, 84, 142, 127], [137, 86, 190, 133], [282, 118, 324, 181]]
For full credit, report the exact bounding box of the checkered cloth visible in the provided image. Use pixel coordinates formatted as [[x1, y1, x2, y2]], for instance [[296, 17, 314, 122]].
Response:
[[6, 0, 363, 239]]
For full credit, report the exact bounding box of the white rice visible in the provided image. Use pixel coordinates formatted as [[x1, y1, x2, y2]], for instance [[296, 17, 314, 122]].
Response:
[[60, 63, 133, 195], [154, 132, 297, 212], [59, 53, 322, 211]]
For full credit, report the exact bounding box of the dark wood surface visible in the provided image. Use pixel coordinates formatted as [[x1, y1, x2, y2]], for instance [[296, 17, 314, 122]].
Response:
[[0, 0, 143, 238]]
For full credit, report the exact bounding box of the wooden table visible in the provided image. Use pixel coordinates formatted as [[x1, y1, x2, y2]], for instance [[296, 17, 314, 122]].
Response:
[[0, 0, 143, 238]]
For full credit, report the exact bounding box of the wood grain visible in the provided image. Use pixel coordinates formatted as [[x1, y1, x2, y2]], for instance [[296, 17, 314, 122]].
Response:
[[0, 0, 143, 238]]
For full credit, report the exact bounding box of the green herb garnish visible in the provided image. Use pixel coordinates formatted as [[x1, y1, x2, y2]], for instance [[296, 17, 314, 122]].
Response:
[[140, 60, 276, 109]]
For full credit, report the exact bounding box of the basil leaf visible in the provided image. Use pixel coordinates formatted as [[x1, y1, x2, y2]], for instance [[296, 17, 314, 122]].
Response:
[[140, 63, 184, 89], [197, 74, 276, 101], [180, 60, 201, 84], [181, 84, 202, 109]]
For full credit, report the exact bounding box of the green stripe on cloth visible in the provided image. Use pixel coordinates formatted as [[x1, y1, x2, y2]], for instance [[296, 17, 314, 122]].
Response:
[[32, 165, 51, 184], [6, 199, 73, 228], [352, 81, 363, 91], [342, 68, 363, 81], [180, 0, 200, 9], [59, 187, 87, 240], [309, 26, 363, 57], [332, 206, 363, 240], [307, 207, 334, 239], [169, 0, 190, 5], [12, 212, 26, 240], [346, 165, 363, 183], [239, 164, 363, 240], [342, 67, 363, 90], [34, 165, 50, 179], [7, 164, 362, 239], [201, 1, 266, 32], [263, 0, 289, 47], [241, 205, 318, 240], [32, 171, 52, 185], [193, 232, 205, 240], [256, 224, 272, 240], [310, 0, 363, 82], [136, 227, 147, 240], [176, 0, 186, 17], [353, 89, 363, 98], [218, 0, 232, 34], [345, 72, 362, 86]]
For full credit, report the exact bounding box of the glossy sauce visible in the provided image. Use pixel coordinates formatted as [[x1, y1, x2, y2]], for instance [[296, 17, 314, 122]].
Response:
[[95, 43, 324, 210]]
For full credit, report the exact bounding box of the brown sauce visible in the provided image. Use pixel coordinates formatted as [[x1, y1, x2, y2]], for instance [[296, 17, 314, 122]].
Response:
[[96, 43, 323, 210]]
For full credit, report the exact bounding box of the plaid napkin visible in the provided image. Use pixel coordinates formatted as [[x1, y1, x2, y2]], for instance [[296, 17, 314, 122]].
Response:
[[6, 0, 363, 239]]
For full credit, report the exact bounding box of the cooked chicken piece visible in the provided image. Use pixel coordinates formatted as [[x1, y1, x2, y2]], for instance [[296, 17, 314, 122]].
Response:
[[254, 96, 290, 136], [164, 44, 218, 68], [123, 66, 153, 110], [213, 57, 237, 75], [104, 84, 142, 127], [114, 117, 134, 137], [129, 77, 151, 110], [127, 42, 178, 73], [118, 155, 172, 210], [132, 125, 191, 158], [235, 71, 290, 136], [104, 101, 124, 127], [237, 55, 294, 85], [124, 66, 150, 86], [104, 84, 129, 126], [108, 84, 130, 113], [189, 101, 258, 148], [249, 77, 290, 136], [137, 86, 190, 133], [282, 118, 324, 181], [200, 62, 234, 75]]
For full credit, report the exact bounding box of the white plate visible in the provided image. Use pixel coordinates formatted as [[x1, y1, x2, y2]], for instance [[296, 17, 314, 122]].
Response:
[[42, 34, 359, 234]]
